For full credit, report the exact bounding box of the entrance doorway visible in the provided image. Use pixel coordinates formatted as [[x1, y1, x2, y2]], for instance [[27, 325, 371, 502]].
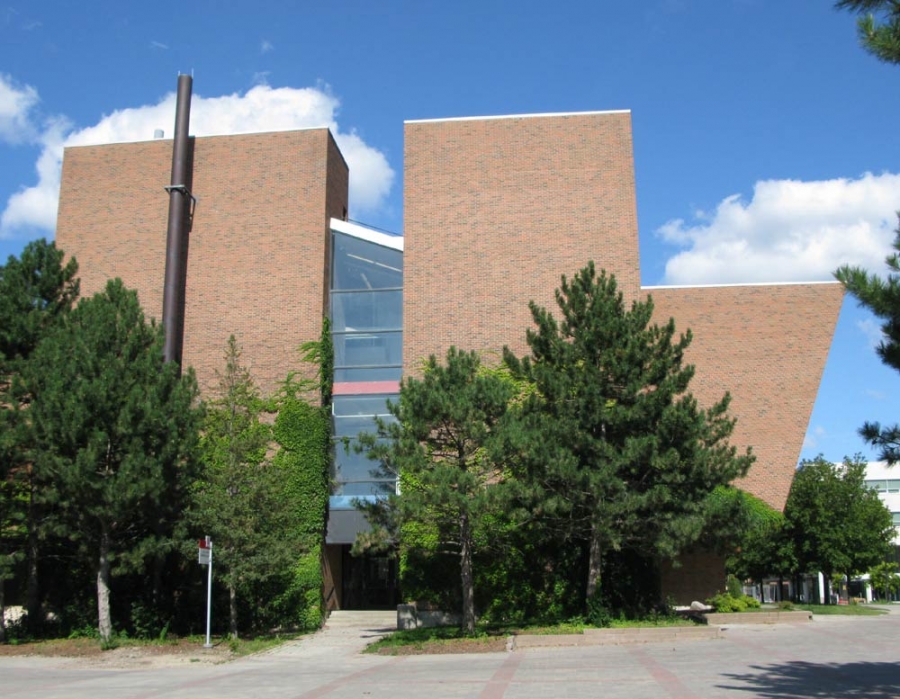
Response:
[[325, 544, 399, 610]]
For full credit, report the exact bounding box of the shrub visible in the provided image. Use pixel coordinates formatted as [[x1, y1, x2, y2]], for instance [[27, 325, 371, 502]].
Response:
[[707, 592, 759, 613]]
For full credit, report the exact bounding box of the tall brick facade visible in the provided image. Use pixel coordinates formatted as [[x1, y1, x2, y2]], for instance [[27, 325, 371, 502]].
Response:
[[403, 111, 641, 368], [56, 129, 348, 395], [650, 283, 844, 511], [54, 109, 845, 605], [402, 111, 843, 517]]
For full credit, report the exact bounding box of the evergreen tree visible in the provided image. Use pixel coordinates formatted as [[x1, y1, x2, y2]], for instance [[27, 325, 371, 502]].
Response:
[[190, 336, 297, 638], [23, 279, 200, 644], [0, 239, 79, 638], [836, 0, 900, 64], [360, 347, 514, 634], [784, 455, 893, 602], [503, 262, 753, 607], [836, 224, 900, 462]]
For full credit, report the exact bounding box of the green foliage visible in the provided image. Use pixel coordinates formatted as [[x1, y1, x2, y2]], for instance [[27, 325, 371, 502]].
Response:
[[785, 455, 893, 592], [585, 593, 613, 628], [727, 500, 796, 585], [272, 382, 330, 631], [0, 239, 80, 639], [359, 347, 515, 634], [191, 336, 292, 638], [0, 239, 79, 373], [503, 262, 754, 608], [299, 315, 334, 408], [706, 592, 760, 613], [836, 1, 900, 64], [22, 278, 201, 644], [836, 221, 900, 462], [869, 561, 900, 600]]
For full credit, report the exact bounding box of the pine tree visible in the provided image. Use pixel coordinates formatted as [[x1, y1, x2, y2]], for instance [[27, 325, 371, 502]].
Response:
[[23, 279, 200, 645], [836, 1, 900, 64], [503, 262, 753, 607], [835, 223, 900, 462], [0, 239, 79, 638], [361, 348, 514, 634]]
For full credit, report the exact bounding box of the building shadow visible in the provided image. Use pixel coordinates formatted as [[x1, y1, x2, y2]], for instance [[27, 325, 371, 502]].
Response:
[[718, 661, 900, 697]]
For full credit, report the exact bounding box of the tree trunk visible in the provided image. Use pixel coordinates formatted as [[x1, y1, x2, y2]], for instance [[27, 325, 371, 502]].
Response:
[[0, 576, 6, 644], [459, 512, 475, 636], [229, 582, 238, 639], [25, 475, 40, 634], [586, 522, 603, 600], [97, 524, 112, 645]]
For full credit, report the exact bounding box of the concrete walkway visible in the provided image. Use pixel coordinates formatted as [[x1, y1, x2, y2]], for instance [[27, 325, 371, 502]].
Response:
[[260, 609, 397, 660]]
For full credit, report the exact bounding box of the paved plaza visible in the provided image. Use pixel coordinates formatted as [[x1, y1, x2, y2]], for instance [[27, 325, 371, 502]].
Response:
[[3, 608, 900, 698]]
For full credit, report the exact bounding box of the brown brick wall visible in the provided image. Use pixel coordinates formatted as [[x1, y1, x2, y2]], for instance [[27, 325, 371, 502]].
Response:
[[403, 112, 640, 373], [650, 283, 844, 511], [56, 129, 348, 397]]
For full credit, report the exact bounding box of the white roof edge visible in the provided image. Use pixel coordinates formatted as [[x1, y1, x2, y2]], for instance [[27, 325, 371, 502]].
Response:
[[405, 109, 631, 125], [643, 280, 841, 291], [64, 125, 333, 149], [330, 218, 403, 252]]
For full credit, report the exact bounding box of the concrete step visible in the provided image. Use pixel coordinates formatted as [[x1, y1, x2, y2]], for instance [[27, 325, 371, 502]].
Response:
[[323, 610, 397, 630]]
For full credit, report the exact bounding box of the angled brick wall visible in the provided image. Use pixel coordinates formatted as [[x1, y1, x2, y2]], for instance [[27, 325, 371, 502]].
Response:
[[403, 111, 640, 372], [56, 129, 348, 396], [650, 282, 844, 511]]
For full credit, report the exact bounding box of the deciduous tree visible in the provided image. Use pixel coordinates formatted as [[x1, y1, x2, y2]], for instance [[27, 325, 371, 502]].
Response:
[[191, 336, 300, 638], [784, 455, 893, 601]]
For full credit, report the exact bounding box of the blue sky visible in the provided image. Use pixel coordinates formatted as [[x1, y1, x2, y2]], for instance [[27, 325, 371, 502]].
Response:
[[2, 1, 899, 463]]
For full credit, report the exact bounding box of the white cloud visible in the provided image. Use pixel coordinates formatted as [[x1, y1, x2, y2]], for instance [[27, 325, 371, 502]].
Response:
[[803, 425, 827, 450], [150, 41, 169, 50], [261, 40, 274, 54], [0, 73, 40, 144], [0, 83, 395, 238], [251, 71, 271, 86], [857, 318, 885, 351], [659, 173, 900, 285]]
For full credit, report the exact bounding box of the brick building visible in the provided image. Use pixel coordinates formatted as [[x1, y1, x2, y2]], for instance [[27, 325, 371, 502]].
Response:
[[55, 109, 843, 608]]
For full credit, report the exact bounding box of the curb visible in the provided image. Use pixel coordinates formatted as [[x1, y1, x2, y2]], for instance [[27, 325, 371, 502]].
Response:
[[508, 625, 723, 650]]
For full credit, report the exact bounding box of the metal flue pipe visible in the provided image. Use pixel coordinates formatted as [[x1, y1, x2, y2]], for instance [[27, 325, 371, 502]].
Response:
[[162, 74, 194, 370]]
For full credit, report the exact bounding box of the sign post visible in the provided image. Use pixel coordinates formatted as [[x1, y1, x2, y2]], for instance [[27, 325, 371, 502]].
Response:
[[198, 537, 213, 648]]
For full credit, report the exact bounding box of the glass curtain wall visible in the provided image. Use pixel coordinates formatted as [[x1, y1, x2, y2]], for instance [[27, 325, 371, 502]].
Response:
[[330, 227, 402, 509]]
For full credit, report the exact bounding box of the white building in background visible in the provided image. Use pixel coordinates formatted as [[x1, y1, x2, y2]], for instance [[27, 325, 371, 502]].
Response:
[[863, 462, 900, 547]]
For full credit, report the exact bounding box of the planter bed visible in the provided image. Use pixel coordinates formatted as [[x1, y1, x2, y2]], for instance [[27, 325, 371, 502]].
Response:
[[704, 610, 812, 624]]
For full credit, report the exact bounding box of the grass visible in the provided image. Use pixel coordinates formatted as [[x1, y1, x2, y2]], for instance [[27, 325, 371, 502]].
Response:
[[225, 633, 303, 655], [791, 604, 889, 616]]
